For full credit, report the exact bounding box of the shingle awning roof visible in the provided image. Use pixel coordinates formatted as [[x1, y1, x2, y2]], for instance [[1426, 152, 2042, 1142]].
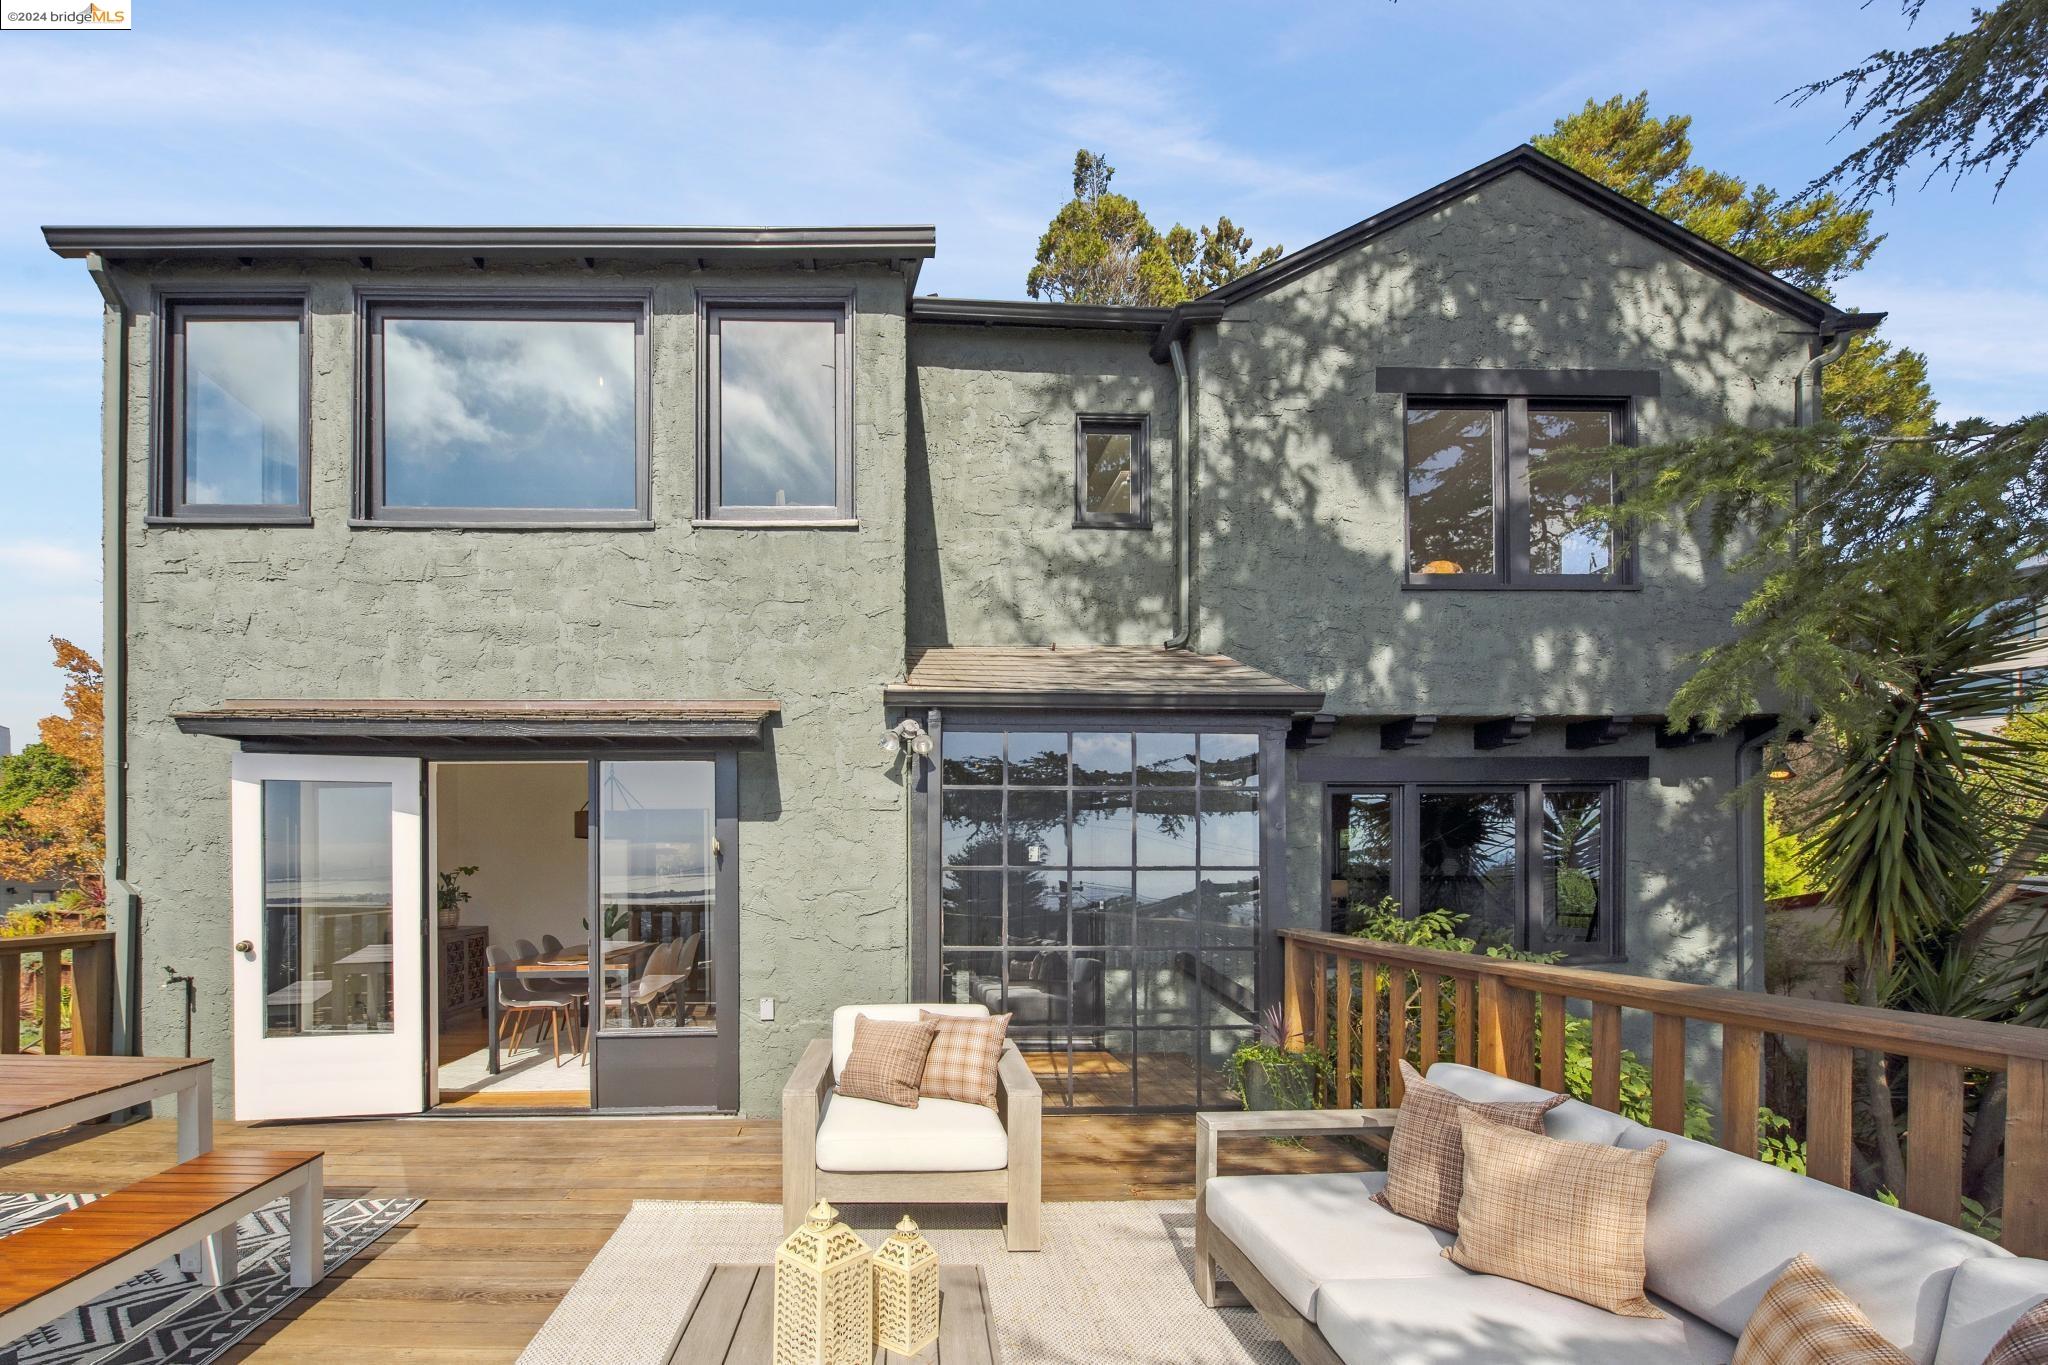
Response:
[[175, 699, 780, 749], [883, 647, 1324, 713]]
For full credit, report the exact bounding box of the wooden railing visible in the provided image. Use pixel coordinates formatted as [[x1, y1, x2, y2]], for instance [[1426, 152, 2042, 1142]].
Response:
[[1280, 928, 2048, 1258], [0, 930, 116, 1056]]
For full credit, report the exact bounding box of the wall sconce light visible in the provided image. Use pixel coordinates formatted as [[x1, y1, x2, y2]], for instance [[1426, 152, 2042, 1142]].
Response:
[[1766, 750, 1796, 781], [880, 718, 935, 760]]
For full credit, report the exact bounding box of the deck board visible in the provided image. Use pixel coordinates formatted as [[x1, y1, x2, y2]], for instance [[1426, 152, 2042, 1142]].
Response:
[[0, 1112, 1367, 1361]]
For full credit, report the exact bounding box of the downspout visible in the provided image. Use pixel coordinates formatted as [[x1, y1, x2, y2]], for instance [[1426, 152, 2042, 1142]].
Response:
[[86, 253, 138, 1055], [1164, 335, 1193, 650], [1795, 329, 1852, 426], [1735, 324, 1852, 991]]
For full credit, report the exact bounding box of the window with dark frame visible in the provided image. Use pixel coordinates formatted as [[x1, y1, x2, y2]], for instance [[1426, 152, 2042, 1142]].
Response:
[[1074, 416, 1150, 528], [159, 298, 309, 522], [1329, 780, 1623, 961], [1404, 397, 1627, 586], [362, 298, 647, 525], [936, 726, 1263, 1111], [699, 298, 853, 522]]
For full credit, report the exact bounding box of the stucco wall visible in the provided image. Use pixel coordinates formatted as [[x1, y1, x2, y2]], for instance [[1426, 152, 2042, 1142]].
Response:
[[907, 324, 1174, 645], [1190, 168, 1807, 716], [111, 260, 912, 1116]]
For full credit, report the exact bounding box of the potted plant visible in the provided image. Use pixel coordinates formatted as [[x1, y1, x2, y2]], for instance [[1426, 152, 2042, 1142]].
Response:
[[1229, 1004, 1333, 1111], [436, 865, 478, 929]]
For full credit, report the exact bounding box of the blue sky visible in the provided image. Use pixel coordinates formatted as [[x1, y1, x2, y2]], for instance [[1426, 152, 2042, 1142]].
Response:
[[2, 0, 2043, 743]]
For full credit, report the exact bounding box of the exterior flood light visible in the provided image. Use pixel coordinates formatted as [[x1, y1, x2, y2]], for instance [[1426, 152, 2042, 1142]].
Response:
[[882, 718, 934, 760]]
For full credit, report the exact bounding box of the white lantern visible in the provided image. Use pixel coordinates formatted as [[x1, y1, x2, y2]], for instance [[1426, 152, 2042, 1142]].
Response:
[[773, 1200, 872, 1365], [872, 1214, 940, 1355]]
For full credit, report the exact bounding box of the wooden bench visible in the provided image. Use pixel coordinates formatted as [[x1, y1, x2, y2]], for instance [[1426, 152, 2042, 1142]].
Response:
[[0, 1149, 324, 1344]]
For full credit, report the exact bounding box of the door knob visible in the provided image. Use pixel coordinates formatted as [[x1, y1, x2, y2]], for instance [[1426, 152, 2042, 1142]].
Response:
[[234, 940, 253, 954]]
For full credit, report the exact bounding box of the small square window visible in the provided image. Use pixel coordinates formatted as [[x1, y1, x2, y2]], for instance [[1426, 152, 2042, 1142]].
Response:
[[158, 298, 308, 522], [1074, 416, 1150, 528], [700, 298, 853, 523]]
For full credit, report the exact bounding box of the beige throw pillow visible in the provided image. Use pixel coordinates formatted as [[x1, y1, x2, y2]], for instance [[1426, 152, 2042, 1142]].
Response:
[[919, 1010, 1012, 1110], [1372, 1059, 1565, 1232], [1733, 1254, 1912, 1364], [1984, 1298, 2048, 1365], [1446, 1109, 1667, 1318], [836, 1014, 938, 1108]]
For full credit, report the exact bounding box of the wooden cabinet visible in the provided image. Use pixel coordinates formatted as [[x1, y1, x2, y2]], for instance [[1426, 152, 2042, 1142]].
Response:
[[440, 925, 488, 1020]]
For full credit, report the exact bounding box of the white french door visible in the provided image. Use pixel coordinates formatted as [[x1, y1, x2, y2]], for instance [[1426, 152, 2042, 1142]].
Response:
[[230, 753, 426, 1120]]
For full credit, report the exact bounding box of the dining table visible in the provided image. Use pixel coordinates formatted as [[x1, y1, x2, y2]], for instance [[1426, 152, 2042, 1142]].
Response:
[[485, 940, 649, 1074]]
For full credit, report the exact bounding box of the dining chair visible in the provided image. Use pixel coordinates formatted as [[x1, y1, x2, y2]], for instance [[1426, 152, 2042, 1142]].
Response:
[[486, 943, 579, 1065], [539, 933, 566, 958]]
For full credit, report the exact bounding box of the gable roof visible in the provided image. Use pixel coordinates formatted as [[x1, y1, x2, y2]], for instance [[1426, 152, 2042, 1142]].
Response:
[[1150, 145, 1882, 361]]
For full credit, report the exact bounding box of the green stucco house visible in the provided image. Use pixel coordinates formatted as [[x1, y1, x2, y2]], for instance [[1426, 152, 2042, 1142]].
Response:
[[44, 146, 1878, 1120]]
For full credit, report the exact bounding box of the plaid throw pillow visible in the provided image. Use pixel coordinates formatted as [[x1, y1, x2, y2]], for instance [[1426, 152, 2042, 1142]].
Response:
[[920, 1010, 1012, 1110], [836, 1014, 938, 1108], [1985, 1298, 2048, 1365], [1446, 1110, 1667, 1318], [1372, 1059, 1565, 1232], [1733, 1254, 1912, 1364]]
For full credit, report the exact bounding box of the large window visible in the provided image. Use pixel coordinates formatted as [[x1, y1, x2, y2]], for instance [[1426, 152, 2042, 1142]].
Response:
[[1074, 415, 1150, 528], [1405, 398, 1626, 586], [364, 299, 647, 524], [937, 727, 1265, 1110], [699, 298, 853, 522], [1330, 781, 1622, 961], [159, 298, 308, 522]]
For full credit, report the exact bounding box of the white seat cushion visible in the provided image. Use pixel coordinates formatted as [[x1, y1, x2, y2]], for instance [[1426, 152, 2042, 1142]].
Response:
[[1314, 1273, 1736, 1365], [1615, 1124, 2002, 1362], [1204, 1171, 1463, 1319], [1421, 1062, 1635, 1146], [813, 1091, 1007, 1173], [1934, 1256, 2048, 1365], [830, 1002, 989, 1082]]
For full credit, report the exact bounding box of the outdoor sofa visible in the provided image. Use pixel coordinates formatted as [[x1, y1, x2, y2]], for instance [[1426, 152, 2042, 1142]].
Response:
[[782, 1002, 1042, 1251], [1196, 1061, 2048, 1364]]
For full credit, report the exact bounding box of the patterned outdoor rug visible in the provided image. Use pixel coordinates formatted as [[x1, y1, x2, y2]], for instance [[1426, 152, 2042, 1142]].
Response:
[[519, 1200, 1290, 1365], [0, 1191, 418, 1365]]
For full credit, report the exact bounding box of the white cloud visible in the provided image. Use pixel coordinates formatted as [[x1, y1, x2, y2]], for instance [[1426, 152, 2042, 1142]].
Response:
[[0, 540, 98, 745], [0, 542, 97, 586]]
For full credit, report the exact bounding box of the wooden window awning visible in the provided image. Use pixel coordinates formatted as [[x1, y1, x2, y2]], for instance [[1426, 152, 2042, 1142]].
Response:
[[174, 699, 780, 751], [883, 646, 1324, 714]]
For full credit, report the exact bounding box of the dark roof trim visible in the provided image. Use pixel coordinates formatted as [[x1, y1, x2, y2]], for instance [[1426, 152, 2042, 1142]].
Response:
[[882, 685, 1324, 713], [1151, 145, 1869, 361], [175, 699, 780, 748], [910, 297, 1173, 332], [44, 225, 936, 265]]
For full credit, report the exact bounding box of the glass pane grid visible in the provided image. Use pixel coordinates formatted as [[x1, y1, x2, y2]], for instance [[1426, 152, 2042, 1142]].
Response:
[[939, 729, 1263, 1111]]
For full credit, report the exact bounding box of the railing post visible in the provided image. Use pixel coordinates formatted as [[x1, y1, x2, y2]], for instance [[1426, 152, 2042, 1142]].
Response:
[[39, 948, 63, 1055], [1651, 1014, 1687, 1135], [1805, 1042, 1856, 1188], [1591, 1002, 1623, 1113], [1334, 960, 1354, 1109], [1905, 1057, 1964, 1226], [1360, 959, 1381, 1108], [1281, 937, 1310, 1053], [71, 940, 114, 1056], [1476, 975, 1535, 1084], [0, 951, 18, 1055], [2007, 1058, 2048, 1258], [1720, 1025, 1762, 1158]]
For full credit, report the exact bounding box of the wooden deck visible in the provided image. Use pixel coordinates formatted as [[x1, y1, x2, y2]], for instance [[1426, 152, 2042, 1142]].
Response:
[[0, 1111, 1369, 1362]]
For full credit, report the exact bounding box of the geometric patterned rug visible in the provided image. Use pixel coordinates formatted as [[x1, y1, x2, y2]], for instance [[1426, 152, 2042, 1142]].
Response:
[[0, 1192, 419, 1365]]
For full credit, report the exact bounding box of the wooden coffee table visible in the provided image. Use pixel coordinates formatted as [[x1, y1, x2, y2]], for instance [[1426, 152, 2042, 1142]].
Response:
[[667, 1263, 1000, 1363]]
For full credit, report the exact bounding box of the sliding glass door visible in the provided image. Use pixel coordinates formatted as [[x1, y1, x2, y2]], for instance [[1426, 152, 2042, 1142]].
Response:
[[588, 755, 737, 1110]]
